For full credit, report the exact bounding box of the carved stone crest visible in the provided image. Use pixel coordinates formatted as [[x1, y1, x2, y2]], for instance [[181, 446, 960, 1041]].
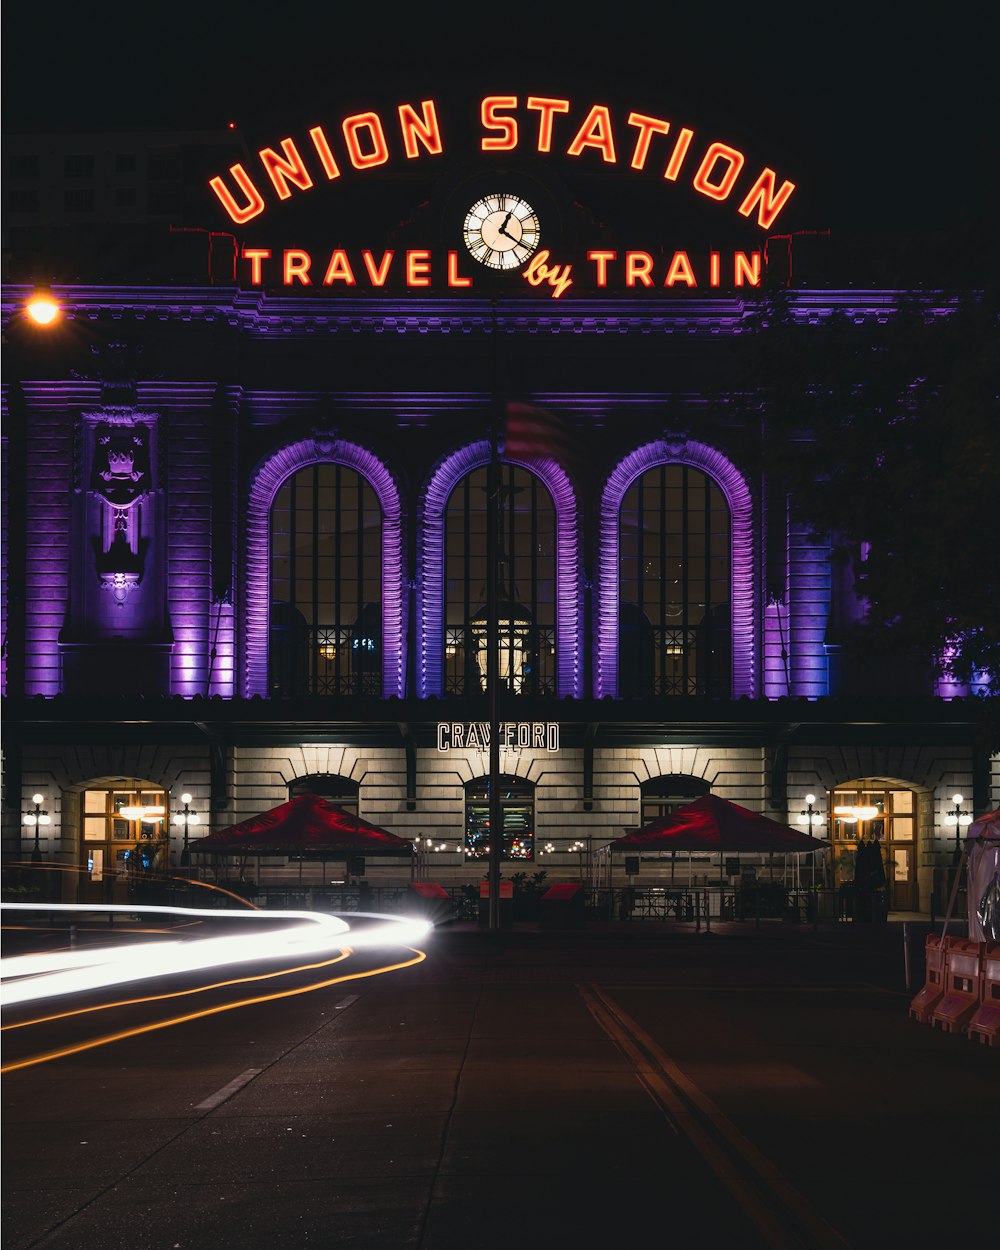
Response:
[[90, 421, 151, 507]]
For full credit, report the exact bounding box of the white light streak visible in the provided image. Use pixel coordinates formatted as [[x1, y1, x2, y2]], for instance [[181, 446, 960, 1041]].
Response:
[[1, 904, 431, 1006]]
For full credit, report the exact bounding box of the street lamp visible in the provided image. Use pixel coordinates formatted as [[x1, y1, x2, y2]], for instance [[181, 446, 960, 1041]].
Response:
[[171, 793, 201, 866], [22, 793, 51, 863], [798, 794, 822, 891], [25, 291, 61, 326], [944, 793, 973, 866]]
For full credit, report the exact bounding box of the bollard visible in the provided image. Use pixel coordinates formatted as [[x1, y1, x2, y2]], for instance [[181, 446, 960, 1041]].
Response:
[[69, 924, 77, 948], [903, 923, 911, 992]]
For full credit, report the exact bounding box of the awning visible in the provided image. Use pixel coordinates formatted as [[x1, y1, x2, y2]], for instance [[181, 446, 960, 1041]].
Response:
[[189, 793, 414, 856], [605, 793, 827, 853]]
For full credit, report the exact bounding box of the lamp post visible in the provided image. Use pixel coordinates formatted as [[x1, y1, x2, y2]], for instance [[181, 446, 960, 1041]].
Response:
[[944, 793, 972, 866], [799, 794, 822, 890], [172, 793, 201, 866], [22, 793, 51, 863]]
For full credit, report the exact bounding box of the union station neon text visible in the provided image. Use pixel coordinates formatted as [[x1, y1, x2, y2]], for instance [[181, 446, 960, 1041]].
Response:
[[210, 96, 795, 230]]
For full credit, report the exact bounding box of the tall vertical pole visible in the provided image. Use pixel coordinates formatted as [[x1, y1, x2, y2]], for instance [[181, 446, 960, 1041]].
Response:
[[487, 398, 502, 929], [487, 301, 502, 930]]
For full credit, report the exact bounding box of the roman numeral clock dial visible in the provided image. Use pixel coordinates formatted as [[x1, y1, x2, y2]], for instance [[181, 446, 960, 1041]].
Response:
[[463, 193, 540, 270]]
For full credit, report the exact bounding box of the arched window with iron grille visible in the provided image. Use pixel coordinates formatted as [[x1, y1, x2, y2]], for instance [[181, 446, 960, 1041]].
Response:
[[269, 463, 383, 696], [619, 464, 731, 697], [443, 464, 556, 696]]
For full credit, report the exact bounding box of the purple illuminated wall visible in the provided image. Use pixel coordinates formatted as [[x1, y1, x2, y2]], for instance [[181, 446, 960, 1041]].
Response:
[[20, 381, 93, 696], [595, 439, 757, 699], [417, 441, 581, 698], [244, 436, 405, 698]]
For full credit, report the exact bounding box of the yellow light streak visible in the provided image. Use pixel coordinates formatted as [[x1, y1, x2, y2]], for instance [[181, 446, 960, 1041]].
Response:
[[2, 948, 426, 1074], [2, 949, 354, 1032]]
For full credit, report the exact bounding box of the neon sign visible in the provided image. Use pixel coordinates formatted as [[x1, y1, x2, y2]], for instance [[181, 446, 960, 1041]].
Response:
[[209, 95, 796, 230], [437, 722, 560, 752], [239, 246, 762, 294]]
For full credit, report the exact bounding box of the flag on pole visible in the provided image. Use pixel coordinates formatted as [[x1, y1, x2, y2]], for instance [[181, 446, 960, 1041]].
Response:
[[503, 401, 579, 468]]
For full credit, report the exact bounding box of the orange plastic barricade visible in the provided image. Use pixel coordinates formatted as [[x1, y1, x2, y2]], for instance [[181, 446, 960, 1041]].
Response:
[[930, 938, 982, 1034], [908, 934, 947, 1024], [967, 942, 1000, 1047]]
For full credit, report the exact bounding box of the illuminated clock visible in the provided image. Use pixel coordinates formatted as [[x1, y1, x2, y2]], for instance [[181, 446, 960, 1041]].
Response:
[[463, 193, 540, 270]]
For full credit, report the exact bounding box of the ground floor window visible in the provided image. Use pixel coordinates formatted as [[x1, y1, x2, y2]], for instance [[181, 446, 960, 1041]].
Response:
[[465, 774, 535, 861]]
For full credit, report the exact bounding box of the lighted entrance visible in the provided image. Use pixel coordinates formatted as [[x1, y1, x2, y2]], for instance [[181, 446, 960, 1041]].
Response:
[[831, 783, 919, 912]]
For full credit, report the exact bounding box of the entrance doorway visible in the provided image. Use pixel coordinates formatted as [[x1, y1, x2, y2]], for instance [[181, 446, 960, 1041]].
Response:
[[831, 784, 918, 911], [79, 783, 168, 903]]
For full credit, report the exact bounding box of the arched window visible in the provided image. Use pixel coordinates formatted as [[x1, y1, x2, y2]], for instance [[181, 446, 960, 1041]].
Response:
[[465, 773, 535, 861], [641, 774, 710, 824], [444, 465, 556, 696], [289, 774, 360, 805], [269, 464, 382, 696], [619, 464, 731, 696]]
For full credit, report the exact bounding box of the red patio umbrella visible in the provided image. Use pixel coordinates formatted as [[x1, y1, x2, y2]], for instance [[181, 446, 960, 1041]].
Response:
[[189, 793, 414, 856], [607, 793, 827, 853]]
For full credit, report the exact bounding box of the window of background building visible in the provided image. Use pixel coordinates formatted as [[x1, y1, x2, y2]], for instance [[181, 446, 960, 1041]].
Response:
[[147, 188, 180, 215], [465, 774, 535, 860], [64, 153, 94, 178], [269, 463, 383, 696], [8, 154, 40, 178], [619, 464, 731, 696], [115, 153, 137, 173], [8, 188, 39, 213], [444, 464, 555, 696], [64, 188, 95, 213], [147, 152, 180, 179], [116, 187, 137, 209]]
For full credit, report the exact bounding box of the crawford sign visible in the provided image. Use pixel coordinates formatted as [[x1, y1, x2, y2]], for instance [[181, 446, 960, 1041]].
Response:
[[437, 722, 560, 752], [209, 94, 799, 297]]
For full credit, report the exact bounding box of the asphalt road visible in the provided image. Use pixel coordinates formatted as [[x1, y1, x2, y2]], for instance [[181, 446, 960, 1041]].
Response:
[[2, 915, 996, 1250]]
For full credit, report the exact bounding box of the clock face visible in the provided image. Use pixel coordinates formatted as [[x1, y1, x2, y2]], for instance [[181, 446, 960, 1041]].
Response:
[[463, 193, 540, 270]]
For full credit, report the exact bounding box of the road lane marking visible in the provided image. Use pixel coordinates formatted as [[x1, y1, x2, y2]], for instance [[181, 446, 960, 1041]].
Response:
[[334, 994, 359, 1008], [578, 982, 850, 1250], [195, 1068, 262, 1111]]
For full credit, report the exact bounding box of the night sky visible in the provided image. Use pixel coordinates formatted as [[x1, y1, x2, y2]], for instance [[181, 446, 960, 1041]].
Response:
[[2, 3, 994, 238]]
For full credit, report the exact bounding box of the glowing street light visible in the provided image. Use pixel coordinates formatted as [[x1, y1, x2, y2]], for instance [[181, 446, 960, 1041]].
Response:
[[26, 293, 61, 326], [22, 793, 51, 862], [799, 794, 823, 889], [172, 792, 201, 866], [943, 793, 973, 866]]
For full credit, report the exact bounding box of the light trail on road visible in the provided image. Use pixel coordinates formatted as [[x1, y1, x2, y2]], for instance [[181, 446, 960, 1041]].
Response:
[[1, 947, 428, 1074], [1, 903, 432, 1006]]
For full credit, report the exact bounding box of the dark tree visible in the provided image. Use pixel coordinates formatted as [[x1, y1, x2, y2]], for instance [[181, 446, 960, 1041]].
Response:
[[738, 288, 999, 694]]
